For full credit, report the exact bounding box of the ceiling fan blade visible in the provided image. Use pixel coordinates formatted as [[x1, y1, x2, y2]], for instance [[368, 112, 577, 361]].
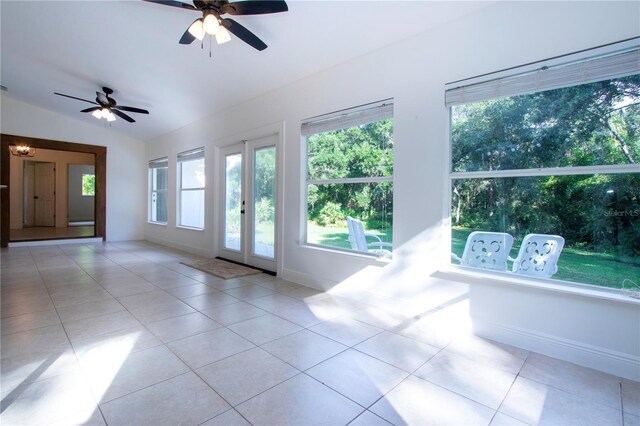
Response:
[[141, 0, 197, 11], [115, 106, 149, 115], [221, 18, 267, 51], [179, 20, 198, 44], [80, 107, 101, 113], [54, 92, 98, 105], [222, 1, 288, 15], [112, 109, 136, 123]]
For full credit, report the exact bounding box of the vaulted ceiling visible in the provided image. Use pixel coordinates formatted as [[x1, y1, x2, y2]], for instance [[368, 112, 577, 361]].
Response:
[[1, 1, 492, 141]]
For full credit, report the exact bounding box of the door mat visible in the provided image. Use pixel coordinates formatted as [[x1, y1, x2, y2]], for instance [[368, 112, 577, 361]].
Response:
[[180, 258, 261, 280]]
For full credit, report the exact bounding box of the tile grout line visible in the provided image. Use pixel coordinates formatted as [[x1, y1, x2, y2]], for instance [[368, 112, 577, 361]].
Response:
[[38, 243, 110, 426]]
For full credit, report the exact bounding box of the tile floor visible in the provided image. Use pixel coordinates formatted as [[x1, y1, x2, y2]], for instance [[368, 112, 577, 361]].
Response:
[[1, 241, 638, 425]]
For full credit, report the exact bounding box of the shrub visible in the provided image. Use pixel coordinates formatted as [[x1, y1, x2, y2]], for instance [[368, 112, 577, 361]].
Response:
[[318, 202, 344, 226], [255, 197, 274, 223]]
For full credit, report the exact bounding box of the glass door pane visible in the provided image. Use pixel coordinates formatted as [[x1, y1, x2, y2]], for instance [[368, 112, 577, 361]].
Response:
[[252, 146, 276, 259], [224, 153, 242, 251]]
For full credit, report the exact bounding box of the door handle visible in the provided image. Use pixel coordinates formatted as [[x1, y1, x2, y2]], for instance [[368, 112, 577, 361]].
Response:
[[34, 196, 39, 199]]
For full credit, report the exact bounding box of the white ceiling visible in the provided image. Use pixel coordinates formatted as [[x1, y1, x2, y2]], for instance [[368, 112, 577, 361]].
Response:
[[1, 0, 492, 141]]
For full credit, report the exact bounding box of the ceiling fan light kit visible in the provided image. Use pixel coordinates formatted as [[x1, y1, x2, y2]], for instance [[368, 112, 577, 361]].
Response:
[[92, 108, 116, 122]]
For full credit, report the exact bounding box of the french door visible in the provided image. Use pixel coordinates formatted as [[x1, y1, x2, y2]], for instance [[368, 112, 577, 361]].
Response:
[[219, 134, 277, 272]]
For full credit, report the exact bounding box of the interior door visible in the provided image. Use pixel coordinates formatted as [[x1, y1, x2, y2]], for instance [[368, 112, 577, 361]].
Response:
[[34, 162, 56, 227], [220, 135, 277, 272]]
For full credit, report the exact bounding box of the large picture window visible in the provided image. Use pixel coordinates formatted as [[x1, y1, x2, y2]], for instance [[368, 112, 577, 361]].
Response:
[[177, 148, 205, 229], [448, 45, 640, 290], [148, 157, 168, 224], [303, 100, 394, 257]]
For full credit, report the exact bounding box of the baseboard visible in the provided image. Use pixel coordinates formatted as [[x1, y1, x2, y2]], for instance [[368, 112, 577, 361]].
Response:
[[68, 221, 95, 227], [280, 268, 337, 291], [144, 236, 212, 258], [473, 318, 640, 381], [8, 237, 103, 247]]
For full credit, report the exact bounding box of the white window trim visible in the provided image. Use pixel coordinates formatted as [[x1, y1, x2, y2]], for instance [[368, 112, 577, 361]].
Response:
[[301, 100, 394, 258], [443, 39, 640, 297]]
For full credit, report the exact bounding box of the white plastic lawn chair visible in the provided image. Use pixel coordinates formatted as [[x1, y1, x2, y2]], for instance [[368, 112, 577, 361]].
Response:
[[511, 234, 564, 278], [347, 216, 392, 258], [451, 231, 514, 271]]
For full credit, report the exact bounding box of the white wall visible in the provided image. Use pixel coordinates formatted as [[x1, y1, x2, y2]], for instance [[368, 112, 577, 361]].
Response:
[[1, 95, 146, 241], [145, 1, 640, 379]]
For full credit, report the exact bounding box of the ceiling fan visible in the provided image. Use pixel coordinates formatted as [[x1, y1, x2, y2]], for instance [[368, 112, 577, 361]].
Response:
[[54, 87, 149, 123], [143, 0, 288, 51]]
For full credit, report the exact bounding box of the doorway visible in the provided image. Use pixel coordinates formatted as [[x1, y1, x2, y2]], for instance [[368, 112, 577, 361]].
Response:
[[219, 135, 277, 272], [1, 134, 106, 247]]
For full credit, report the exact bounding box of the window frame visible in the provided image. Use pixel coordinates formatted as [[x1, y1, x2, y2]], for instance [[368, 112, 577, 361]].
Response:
[[301, 100, 394, 257], [444, 39, 640, 294], [148, 157, 168, 225], [177, 148, 205, 230]]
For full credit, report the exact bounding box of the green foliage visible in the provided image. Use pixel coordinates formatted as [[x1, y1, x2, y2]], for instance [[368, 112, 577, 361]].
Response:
[[307, 119, 394, 229], [255, 197, 274, 224], [452, 76, 640, 172], [82, 174, 95, 196], [317, 202, 344, 227], [255, 147, 276, 201]]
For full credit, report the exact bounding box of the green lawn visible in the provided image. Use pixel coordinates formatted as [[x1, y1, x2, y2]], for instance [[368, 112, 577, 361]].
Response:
[[308, 222, 639, 289], [307, 223, 392, 251]]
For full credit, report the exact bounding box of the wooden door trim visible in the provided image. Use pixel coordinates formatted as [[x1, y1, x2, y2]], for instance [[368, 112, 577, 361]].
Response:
[[1, 134, 107, 247]]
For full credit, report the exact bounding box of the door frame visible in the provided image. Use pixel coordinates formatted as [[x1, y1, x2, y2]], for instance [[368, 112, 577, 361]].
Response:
[[1, 134, 107, 247], [214, 123, 284, 275]]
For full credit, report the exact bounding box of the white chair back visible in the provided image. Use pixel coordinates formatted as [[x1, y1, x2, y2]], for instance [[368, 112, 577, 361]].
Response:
[[347, 216, 368, 252], [460, 231, 514, 271], [512, 234, 564, 278]]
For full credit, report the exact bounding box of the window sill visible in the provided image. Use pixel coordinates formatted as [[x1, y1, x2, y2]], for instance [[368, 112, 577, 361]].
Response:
[[301, 243, 392, 264], [147, 221, 167, 226], [438, 264, 640, 306], [176, 225, 204, 232]]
